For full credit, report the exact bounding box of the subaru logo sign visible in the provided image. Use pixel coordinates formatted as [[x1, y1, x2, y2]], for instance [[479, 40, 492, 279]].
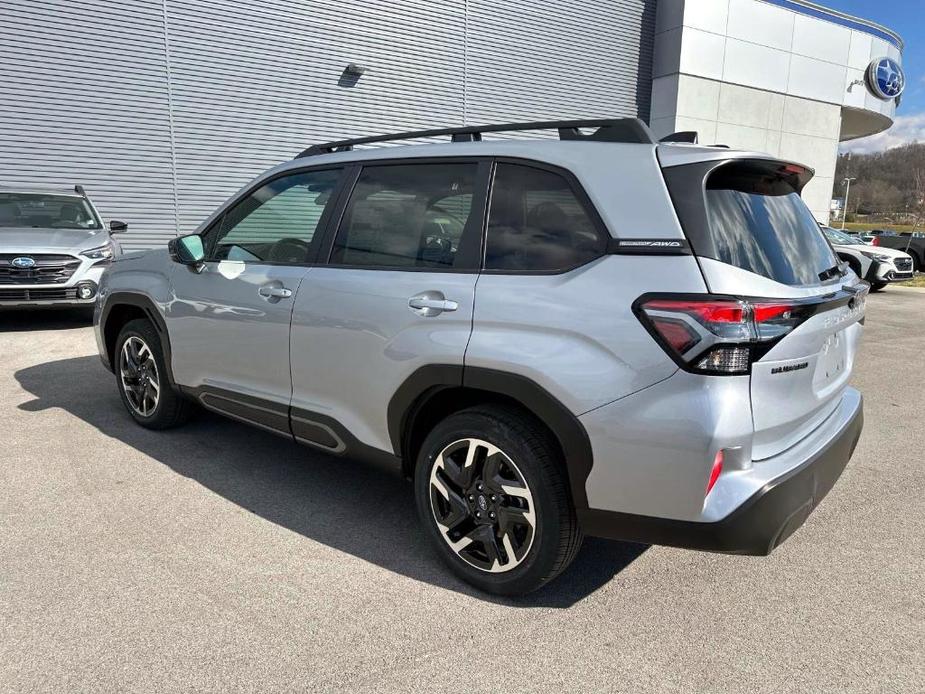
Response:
[[866, 57, 905, 101], [11, 256, 36, 269]]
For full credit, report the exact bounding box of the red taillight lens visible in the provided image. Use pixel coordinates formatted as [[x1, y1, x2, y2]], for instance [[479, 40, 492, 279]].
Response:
[[872, 236, 881, 246], [642, 299, 745, 324], [752, 303, 793, 321], [706, 450, 724, 496], [650, 317, 700, 353], [637, 295, 809, 375]]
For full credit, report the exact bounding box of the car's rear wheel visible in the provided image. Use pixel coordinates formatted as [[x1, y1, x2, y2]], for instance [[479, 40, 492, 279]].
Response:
[[870, 282, 887, 292], [414, 405, 582, 595], [115, 319, 191, 429]]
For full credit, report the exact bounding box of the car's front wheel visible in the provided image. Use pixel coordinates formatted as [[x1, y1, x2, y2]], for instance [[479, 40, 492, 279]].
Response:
[[115, 318, 191, 429], [414, 405, 582, 595]]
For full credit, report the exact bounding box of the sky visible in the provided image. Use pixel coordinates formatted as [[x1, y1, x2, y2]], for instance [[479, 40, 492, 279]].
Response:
[[825, 0, 924, 152]]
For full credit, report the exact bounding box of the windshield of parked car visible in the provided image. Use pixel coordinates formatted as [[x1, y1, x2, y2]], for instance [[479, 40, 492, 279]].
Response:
[[822, 227, 863, 246], [0, 193, 102, 230]]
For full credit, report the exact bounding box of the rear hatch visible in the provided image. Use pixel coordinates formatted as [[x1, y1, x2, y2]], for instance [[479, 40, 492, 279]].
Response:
[[659, 153, 866, 460]]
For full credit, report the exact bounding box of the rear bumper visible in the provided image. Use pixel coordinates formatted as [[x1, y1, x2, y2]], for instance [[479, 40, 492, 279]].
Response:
[[579, 390, 863, 555]]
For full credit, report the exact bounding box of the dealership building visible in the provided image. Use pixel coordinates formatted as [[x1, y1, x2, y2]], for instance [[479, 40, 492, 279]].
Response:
[[1, 0, 904, 249]]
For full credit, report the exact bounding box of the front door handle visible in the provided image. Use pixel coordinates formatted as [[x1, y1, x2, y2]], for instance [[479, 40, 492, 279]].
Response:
[[258, 286, 293, 299], [408, 292, 459, 316]]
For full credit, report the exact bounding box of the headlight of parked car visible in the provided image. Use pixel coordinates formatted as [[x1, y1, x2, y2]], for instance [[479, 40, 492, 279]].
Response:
[[81, 242, 115, 261], [859, 250, 892, 263]]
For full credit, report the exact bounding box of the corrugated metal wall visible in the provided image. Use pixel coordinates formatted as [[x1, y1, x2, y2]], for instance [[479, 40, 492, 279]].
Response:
[[0, 0, 655, 250]]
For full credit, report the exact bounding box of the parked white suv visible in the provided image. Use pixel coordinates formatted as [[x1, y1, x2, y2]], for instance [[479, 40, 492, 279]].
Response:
[[0, 185, 125, 309], [95, 119, 865, 595], [821, 225, 913, 290]]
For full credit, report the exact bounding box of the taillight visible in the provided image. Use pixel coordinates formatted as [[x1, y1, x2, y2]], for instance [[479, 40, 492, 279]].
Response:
[[635, 295, 813, 375], [872, 236, 881, 246]]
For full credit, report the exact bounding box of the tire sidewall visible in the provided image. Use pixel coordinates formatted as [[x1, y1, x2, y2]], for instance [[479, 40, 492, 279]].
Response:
[[414, 410, 567, 595]]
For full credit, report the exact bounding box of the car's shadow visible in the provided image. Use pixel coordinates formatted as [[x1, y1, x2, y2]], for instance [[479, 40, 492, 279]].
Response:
[[14, 355, 647, 607], [0, 308, 93, 332]]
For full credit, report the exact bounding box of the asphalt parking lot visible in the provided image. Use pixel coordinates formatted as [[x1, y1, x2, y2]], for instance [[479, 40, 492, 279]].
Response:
[[1, 290, 923, 693]]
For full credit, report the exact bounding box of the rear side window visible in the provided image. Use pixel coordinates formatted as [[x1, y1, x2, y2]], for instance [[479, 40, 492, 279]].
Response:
[[703, 162, 838, 286], [485, 163, 606, 272], [330, 163, 478, 269]]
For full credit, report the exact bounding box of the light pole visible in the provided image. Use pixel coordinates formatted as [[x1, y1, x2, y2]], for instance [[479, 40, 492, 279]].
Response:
[[841, 177, 856, 230]]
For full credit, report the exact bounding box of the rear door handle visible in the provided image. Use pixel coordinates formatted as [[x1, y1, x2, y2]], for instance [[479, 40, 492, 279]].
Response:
[[258, 286, 293, 299], [408, 292, 459, 316]]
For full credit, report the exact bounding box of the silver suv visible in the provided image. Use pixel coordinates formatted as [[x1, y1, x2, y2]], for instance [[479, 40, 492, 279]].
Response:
[[0, 185, 125, 309], [95, 119, 865, 595]]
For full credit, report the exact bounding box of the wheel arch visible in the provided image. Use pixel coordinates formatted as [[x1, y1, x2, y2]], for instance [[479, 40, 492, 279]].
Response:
[[100, 292, 177, 388], [838, 251, 864, 279], [389, 365, 594, 511]]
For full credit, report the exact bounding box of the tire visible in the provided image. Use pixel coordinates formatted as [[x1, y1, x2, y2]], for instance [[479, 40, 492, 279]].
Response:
[[870, 282, 887, 292], [414, 405, 582, 595], [115, 318, 191, 429]]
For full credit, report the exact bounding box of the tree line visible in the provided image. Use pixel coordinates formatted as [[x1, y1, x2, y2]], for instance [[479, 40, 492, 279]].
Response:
[[835, 144, 925, 221]]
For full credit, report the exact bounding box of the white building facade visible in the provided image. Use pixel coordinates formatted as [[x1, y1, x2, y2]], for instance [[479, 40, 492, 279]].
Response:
[[650, 0, 904, 221], [0, 0, 903, 248]]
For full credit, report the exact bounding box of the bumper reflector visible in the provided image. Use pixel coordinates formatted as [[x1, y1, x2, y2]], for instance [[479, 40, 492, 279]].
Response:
[[707, 450, 724, 496]]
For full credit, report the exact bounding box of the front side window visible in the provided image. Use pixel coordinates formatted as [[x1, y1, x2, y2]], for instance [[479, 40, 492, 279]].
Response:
[[209, 169, 341, 264], [0, 193, 101, 230], [330, 163, 478, 269], [484, 163, 606, 272]]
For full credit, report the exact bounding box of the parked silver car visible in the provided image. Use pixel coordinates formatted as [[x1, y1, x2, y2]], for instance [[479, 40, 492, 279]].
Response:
[[0, 185, 125, 309], [95, 119, 865, 595]]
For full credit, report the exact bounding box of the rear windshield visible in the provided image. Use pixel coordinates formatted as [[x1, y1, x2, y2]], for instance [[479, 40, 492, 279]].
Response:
[[0, 193, 102, 230], [704, 163, 838, 286]]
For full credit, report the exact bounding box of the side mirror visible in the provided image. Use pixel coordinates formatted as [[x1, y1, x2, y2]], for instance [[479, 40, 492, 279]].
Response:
[[168, 234, 205, 266], [109, 220, 128, 233]]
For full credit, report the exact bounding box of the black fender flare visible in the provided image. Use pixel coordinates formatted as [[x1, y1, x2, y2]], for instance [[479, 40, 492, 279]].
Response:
[[99, 291, 177, 389], [388, 365, 594, 511]]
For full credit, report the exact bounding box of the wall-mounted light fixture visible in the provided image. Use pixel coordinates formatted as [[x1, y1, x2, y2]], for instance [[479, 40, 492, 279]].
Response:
[[339, 63, 368, 88]]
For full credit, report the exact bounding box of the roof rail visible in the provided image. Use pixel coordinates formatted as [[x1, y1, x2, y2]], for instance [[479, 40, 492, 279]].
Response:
[[296, 118, 656, 157]]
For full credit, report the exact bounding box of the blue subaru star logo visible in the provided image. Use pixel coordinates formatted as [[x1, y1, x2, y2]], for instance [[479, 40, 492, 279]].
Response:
[[11, 256, 36, 269], [867, 57, 905, 101]]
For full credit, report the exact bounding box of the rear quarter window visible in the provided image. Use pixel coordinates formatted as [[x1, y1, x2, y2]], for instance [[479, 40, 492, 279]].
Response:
[[484, 163, 607, 272]]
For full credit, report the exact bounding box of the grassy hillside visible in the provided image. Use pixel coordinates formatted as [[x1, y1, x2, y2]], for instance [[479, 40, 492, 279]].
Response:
[[835, 144, 925, 221]]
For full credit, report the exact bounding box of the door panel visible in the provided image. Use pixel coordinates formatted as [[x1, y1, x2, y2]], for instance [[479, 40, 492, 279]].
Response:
[[167, 261, 309, 407], [290, 268, 476, 452], [165, 167, 343, 409], [289, 160, 486, 454]]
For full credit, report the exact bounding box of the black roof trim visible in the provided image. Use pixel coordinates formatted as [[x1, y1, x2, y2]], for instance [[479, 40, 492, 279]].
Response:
[[296, 118, 655, 157], [659, 131, 699, 144]]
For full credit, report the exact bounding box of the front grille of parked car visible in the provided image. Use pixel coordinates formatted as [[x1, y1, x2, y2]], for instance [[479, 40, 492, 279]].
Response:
[[0, 254, 82, 284], [894, 257, 913, 272], [0, 287, 80, 302]]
